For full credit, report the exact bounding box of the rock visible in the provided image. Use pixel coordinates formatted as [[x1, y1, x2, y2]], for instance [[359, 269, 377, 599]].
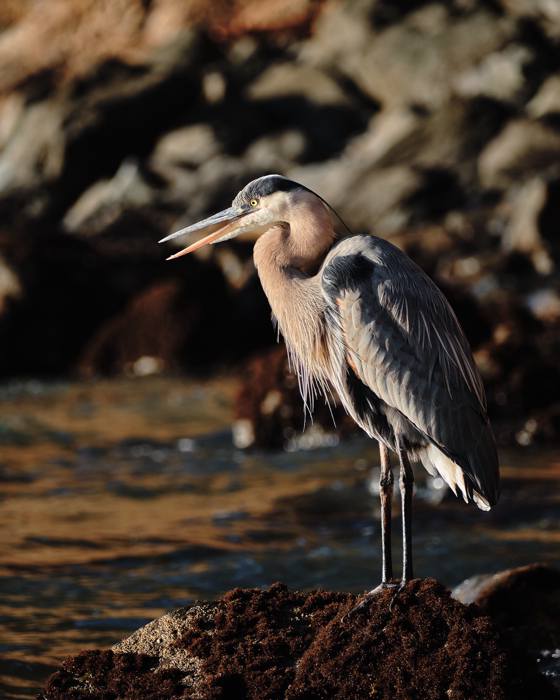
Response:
[[193, 0, 323, 39], [499, 0, 560, 39], [479, 119, 560, 188], [452, 563, 560, 651], [247, 62, 351, 106], [62, 159, 155, 237], [342, 166, 425, 232], [245, 89, 369, 165], [0, 253, 20, 314], [150, 124, 221, 177], [77, 255, 276, 378], [299, 0, 373, 71], [0, 0, 320, 99], [233, 346, 354, 450], [345, 108, 422, 168], [114, 602, 218, 676], [470, 290, 560, 443], [0, 230, 133, 377], [0, 30, 212, 224], [0, 93, 24, 150], [453, 44, 533, 103], [38, 650, 188, 700], [390, 98, 511, 177], [290, 97, 508, 232], [40, 579, 556, 699], [243, 130, 307, 173], [528, 75, 560, 118], [290, 161, 423, 233], [539, 178, 560, 260], [498, 170, 560, 273], [78, 263, 232, 377], [0, 100, 65, 200], [162, 155, 249, 236], [1, 0, 560, 444], [307, 4, 514, 109], [0, 0, 147, 96], [526, 288, 560, 323], [501, 177, 554, 274], [287, 579, 554, 700]]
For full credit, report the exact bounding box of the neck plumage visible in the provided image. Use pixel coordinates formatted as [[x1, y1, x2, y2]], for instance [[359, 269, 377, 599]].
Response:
[[252, 207, 336, 405]]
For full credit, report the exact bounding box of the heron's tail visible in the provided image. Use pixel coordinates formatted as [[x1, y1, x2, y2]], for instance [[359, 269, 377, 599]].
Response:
[[422, 444, 497, 511]]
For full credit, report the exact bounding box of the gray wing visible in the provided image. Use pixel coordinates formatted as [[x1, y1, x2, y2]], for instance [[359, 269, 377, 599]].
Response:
[[321, 235, 499, 506]]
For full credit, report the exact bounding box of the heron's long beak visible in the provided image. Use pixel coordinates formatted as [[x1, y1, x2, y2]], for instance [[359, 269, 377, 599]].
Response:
[[159, 206, 249, 260]]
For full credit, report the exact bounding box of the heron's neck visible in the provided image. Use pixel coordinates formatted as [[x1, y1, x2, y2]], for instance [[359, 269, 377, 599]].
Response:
[[253, 223, 332, 377], [254, 200, 335, 275], [253, 198, 336, 325]]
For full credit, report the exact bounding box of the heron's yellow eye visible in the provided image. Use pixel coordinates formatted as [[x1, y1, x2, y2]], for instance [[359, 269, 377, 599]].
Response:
[[250, 199, 258, 207]]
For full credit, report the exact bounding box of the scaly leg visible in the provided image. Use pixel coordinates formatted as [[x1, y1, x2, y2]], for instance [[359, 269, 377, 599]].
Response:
[[398, 445, 414, 584], [345, 442, 396, 618], [379, 442, 394, 585]]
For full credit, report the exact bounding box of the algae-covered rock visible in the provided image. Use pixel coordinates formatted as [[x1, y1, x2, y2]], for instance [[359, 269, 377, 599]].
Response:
[[40, 579, 556, 700]]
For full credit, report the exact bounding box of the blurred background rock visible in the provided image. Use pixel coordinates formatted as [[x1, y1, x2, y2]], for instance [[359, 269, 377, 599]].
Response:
[[0, 0, 559, 448]]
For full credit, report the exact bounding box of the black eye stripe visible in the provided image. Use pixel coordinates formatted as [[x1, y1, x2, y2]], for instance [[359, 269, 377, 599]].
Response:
[[231, 175, 352, 235], [248, 176, 300, 197], [234, 175, 301, 206]]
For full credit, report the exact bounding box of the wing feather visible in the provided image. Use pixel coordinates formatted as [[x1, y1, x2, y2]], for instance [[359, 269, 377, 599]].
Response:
[[321, 235, 499, 506]]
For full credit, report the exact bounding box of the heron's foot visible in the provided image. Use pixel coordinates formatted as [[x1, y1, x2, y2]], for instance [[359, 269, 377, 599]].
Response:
[[388, 579, 409, 611], [343, 581, 398, 620]]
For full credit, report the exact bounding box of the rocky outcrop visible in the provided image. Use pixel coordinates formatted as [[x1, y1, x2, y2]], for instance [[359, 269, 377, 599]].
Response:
[[0, 0, 559, 443], [39, 577, 558, 699], [453, 563, 560, 651]]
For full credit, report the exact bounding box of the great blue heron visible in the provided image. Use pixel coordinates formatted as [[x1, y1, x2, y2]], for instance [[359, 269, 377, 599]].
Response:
[[160, 174, 500, 592]]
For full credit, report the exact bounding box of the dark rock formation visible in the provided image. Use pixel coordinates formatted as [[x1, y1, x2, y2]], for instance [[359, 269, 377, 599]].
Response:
[[39, 579, 557, 699], [233, 346, 355, 449], [78, 261, 232, 377], [0, 0, 559, 443], [453, 563, 560, 651]]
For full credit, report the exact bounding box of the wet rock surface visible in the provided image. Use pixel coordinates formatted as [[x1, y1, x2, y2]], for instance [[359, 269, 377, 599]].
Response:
[[39, 578, 557, 700], [453, 563, 560, 692], [0, 0, 559, 445], [453, 563, 560, 651]]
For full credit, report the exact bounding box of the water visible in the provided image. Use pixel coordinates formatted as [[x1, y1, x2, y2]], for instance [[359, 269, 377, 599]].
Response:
[[0, 377, 558, 698]]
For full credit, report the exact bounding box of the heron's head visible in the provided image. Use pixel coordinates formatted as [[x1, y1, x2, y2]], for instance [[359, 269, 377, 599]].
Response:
[[159, 174, 340, 260]]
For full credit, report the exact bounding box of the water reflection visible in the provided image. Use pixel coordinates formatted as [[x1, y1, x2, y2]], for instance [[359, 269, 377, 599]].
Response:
[[0, 377, 558, 698]]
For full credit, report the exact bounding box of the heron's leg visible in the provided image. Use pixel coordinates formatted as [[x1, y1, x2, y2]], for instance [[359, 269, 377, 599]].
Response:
[[342, 443, 396, 618], [398, 446, 414, 584], [379, 443, 393, 584]]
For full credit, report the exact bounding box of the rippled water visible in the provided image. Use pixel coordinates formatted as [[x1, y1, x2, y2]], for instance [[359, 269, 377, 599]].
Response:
[[0, 377, 558, 698]]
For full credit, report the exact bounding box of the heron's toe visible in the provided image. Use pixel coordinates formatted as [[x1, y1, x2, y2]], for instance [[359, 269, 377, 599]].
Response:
[[366, 581, 399, 596], [343, 581, 398, 620], [388, 580, 409, 611]]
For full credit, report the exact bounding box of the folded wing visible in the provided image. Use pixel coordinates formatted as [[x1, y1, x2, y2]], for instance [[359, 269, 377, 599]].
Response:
[[321, 235, 499, 508]]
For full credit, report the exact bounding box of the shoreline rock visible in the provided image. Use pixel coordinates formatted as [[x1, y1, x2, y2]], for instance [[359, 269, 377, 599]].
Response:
[[39, 570, 559, 699], [453, 562, 560, 651], [1, 0, 560, 445]]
